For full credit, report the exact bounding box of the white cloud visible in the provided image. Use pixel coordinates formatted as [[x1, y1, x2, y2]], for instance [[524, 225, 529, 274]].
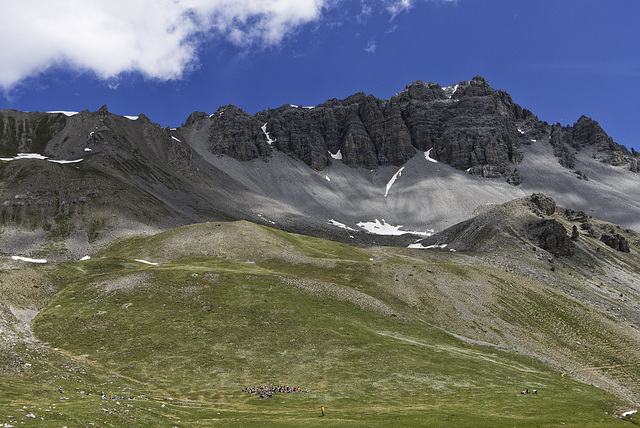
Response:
[[0, 0, 458, 90], [384, 0, 415, 18], [0, 0, 328, 90], [358, 0, 374, 23], [383, 0, 457, 19], [365, 40, 377, 54]]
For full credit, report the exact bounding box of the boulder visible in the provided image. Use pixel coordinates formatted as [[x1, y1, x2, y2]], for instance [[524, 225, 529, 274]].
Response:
[[600, 234, 631, 253], [506, 168, 523, 186], [529, 193, 556, 216], [532, 219, 573, 257], [571, 225, 579, 240]]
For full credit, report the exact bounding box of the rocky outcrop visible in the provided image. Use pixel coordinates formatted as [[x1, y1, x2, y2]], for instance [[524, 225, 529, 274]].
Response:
[[529, 193, 556, 216], [532, 219, 574, 257], [426, 77, 526, 177], [519, 194, 573, 256], [546, 115, 639, 173], [416, 194, 579, 257], [571, 225, 580, 240], [600, 233, 630, 253], [549, 123, 575, 169], [564, 209, 589, 223], [569, 116, 631, 166], [506, 168, 523, 186], [207, 106, 272, 162]]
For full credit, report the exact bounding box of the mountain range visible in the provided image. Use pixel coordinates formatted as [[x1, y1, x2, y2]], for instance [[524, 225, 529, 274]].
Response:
[[1, 77, 640, 424], [1, 76, 639, 259]]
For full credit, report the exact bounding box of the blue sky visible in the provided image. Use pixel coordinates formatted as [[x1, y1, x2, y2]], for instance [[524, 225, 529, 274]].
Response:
[[1, 0, 639, 150]]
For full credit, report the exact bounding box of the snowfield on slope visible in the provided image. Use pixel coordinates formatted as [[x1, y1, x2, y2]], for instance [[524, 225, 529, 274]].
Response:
[[356, 219, 434, 236], [0, 153, 83, 164], [11, 256, 47, 263]]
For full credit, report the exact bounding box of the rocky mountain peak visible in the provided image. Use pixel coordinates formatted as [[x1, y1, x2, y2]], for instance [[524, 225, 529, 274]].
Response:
[[184, 111, 209, 126], [453, 75, 493, 98], [544, 114, 637, 172], [399, 80, 448, 102], [570, 115, 632, 165], [343, 92, 368, 104], [97, 104, 110, 116]]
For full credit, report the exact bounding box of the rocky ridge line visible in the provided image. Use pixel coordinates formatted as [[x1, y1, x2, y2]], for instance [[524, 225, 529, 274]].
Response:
[[180, 76, 638, 182]]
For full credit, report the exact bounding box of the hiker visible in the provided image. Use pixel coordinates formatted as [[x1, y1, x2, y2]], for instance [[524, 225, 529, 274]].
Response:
[[321, 406, 325, 417]]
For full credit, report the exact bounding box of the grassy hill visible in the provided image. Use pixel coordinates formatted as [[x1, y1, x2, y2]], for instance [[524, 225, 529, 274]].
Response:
[[1, 221, 638, 426]]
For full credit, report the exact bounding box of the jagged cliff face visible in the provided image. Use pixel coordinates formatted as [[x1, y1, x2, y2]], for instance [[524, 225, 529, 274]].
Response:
[[180, 76, 638, 179], [0, 111, 68, 156], [182, 76, 531, 175]]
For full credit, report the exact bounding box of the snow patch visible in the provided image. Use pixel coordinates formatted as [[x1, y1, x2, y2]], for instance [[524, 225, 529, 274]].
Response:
[[407, 243, 448, 250], [11, 256, 47, 264], [0, 153, 83, 164], [261, 123, 276, 145], [47, 111, 78, 116], [84, 148, 92, 152], [48, 159, 83, 164], [328, 219, 356, 231], [1, 153, 47, 161], [531, 139, 537, 143], [171, 136, 182, 143], [80, 255, 91, 261], [329, 150, 343, 160], [622, 410, 637, 417], [407, 242, 425, 249], [424, 149, 438, 163], [124, 115, 139, 120], [325, 175, 331, 182], [443, 84, 459, 99], [134, 259, 158, 266], [517, 128, 525, 135], [384, 166, 405, 197], [356, 219, 434, 236]]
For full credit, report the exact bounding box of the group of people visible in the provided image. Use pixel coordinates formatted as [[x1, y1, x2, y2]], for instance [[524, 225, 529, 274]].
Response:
[[243, 384, 308, 399], [521, 389, 538, 395]]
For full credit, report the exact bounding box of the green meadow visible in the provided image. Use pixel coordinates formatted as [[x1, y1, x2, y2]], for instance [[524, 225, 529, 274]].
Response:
[[0, 222, 637, 426]]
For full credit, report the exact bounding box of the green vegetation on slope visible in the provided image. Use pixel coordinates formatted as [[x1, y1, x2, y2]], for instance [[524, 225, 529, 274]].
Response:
[[1, 222, 637, 426]]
